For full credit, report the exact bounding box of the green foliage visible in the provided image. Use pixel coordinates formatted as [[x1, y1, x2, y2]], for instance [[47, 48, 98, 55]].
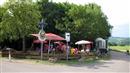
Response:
[[0, 0, 112, 49], [0, 6, 6, 22], [108, 37, 130, 46], [37, 1, 69, 35], [0, 0, 41, 41], [110, 46, 130, 52], [38, 1, 112, 42], [44, 2, 111, 41]]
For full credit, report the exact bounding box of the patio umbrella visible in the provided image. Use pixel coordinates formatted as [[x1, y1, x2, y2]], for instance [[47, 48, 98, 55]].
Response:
[[75, 40, 92, 45], [30, 33, 65, 54], [33, 39, 47, 43], [30, 33, 65, 41], [31, 34, 39, 37], [75, 40, 92, 52], [45, 33, 65, 41]]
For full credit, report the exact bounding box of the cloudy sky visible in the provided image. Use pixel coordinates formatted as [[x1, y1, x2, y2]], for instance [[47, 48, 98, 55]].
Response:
[[0, 0, 130, 37]]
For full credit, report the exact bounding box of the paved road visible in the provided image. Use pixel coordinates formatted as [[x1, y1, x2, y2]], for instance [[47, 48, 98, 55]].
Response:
[[0, 51, 130, 73]]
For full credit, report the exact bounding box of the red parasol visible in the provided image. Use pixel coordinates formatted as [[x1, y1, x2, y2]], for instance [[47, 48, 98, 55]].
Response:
[[45, 33, 65, 41], [33, 40, 47, 43], [30, 33, 65, 41], [31, 34, 39, 37]]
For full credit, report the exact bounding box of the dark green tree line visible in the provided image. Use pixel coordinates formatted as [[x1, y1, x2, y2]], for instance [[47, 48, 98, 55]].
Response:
[[38, 0, 112, 42], [0, 0, 41, 51], [0, 0, 112, 50]]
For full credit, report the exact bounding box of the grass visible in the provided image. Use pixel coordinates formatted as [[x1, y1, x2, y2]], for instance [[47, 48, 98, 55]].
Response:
[[110, 46, 130, 52], [1, 56, 99, 65], [1, 51, 111, 65], [55, 58, 98, 65]]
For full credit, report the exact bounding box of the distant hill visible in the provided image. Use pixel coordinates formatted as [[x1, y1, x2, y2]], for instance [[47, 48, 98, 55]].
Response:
[[108, 37, 130, 46]]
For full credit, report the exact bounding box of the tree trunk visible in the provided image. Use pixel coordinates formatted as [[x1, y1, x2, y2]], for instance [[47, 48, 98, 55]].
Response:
[[22, 36, 25, 52]]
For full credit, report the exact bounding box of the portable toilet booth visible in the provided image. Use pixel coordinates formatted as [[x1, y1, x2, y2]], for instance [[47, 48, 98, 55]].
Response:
[[95, 38, 108, 55], [96, 38, 106, 49]]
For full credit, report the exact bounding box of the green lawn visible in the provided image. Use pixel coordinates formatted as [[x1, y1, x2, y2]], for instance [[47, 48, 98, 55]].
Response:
[[110, 46, 130, 52]]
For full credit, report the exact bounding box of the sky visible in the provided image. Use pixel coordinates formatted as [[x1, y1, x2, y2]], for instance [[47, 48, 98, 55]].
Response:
[[0, 0, 130, 38]]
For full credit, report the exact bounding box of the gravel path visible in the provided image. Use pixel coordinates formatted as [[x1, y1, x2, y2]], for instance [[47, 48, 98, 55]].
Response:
[[0, 51, 130, 73]]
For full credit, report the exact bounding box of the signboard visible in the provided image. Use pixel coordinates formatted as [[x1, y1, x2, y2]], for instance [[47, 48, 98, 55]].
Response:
[[38, 30, 46, 41], [65, 32, 70, 42]]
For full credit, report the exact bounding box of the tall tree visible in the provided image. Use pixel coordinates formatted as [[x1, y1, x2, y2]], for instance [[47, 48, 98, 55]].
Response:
[[37, 1, 112, 42], [37, 0, 71, 36], [56, 3, 112, 42], [0, 0, 41, 51]]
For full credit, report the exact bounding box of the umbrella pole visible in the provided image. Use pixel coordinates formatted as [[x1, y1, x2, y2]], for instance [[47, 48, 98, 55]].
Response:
[[66, 42, 69, 61], [48, 40, 51, 54], [40, 41, 43, 60]]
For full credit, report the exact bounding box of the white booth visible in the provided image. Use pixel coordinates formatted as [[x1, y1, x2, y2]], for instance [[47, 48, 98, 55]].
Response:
[[95, 38, 108, 55], [96, 38, 106, 49]]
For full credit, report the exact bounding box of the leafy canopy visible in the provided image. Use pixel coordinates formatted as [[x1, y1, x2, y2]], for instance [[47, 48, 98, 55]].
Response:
[[0, 0, 41, 41]]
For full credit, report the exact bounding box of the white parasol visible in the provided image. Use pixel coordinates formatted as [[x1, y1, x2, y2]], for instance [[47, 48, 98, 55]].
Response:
[[75, 40, 92, 45]]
